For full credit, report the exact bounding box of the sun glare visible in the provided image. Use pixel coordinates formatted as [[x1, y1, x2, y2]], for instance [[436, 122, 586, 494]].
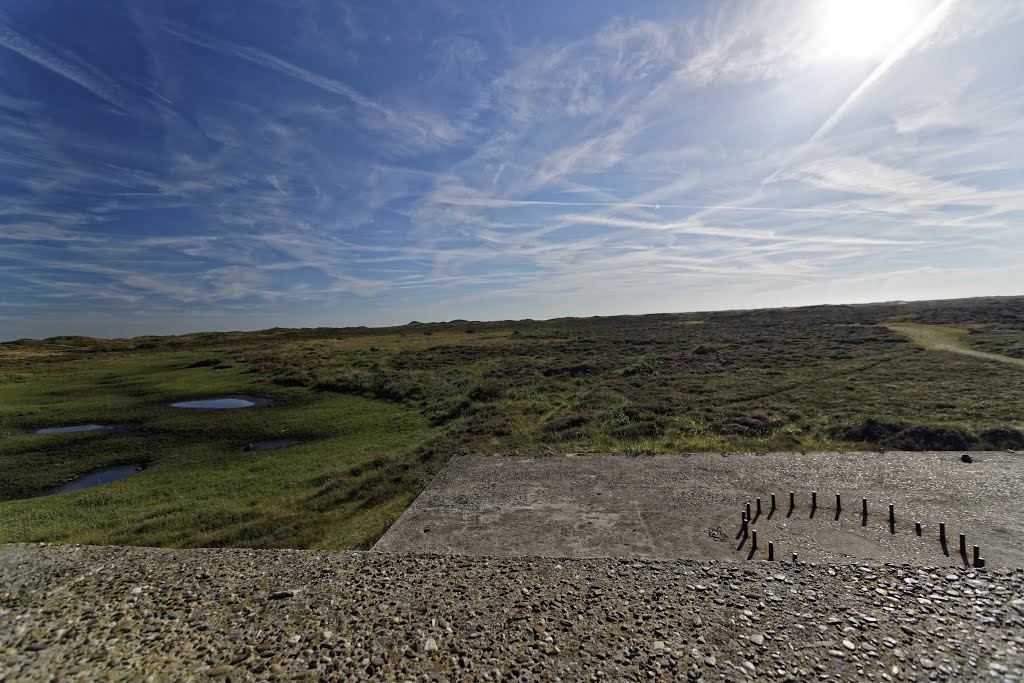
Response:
[[815, 0, 927, 60]]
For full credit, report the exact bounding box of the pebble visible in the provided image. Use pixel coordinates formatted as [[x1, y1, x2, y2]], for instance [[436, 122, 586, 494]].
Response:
[[1, 544, 1022, 681]]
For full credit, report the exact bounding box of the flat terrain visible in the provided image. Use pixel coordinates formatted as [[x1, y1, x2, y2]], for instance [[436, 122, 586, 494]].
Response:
[[2, 296, 1023, 549], [2, 544, 1023, 682], [376, 452, 1024, 568]]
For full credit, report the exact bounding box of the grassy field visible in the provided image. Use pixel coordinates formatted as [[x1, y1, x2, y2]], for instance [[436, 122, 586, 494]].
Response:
[[2, 296, 1023, 548]]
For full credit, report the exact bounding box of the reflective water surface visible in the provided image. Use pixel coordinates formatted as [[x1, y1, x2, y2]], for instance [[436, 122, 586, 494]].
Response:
[[169, 397, 257, 409], [34, 424, 112, 434], [43, 464, 143, 495]]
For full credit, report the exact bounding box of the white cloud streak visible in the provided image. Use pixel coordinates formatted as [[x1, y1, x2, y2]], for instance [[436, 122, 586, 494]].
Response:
[[0, 12, 138, 114], [807, 0, 959, 146], [160, 21, 463, 152]]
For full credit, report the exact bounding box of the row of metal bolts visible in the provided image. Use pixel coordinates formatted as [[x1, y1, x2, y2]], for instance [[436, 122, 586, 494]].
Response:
[[739, 492, 985, 567]]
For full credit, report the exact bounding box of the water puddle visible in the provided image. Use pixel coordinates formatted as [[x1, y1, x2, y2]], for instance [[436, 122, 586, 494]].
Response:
[[169, 395, 269, 409], [244, 439, 301, 451], [34, 424, 113, 434], [43, 464, 144, 495]]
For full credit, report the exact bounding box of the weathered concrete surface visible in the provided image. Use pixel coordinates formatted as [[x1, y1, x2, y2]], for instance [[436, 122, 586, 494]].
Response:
[[374, 452, 1024, 567]]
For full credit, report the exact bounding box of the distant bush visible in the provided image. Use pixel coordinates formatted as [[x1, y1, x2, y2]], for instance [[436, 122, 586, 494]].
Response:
[[886, 425, 971, 451], [186, 358, 222, 368], [314, 371, 423, 402], [614, 420, 663, 439], [840, 418, 905, 443], [543, 413, 589, 433], [619, 359, 656, 377], [467, 380, 503, 402], [425, 397, 472, 426], [272, 372, 312, 387], [717, 412, 781, 435], [978, 427, 1024, 449], [692, 343, 724, 355], [542, 364, 596, 378]]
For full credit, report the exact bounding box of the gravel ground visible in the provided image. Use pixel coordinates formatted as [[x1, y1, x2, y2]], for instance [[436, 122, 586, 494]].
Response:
[[2, 544, 1023, 681]]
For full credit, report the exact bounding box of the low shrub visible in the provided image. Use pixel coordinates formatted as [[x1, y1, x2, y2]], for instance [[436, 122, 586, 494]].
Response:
[[619, 359, 656, 377], [840, 418, 905, 443], [886, 425, 972, 451], [186, 358, 222, 368], [716, 412, 781, 435], [543, 413, 589, 433], [541, 364, 596, 378], [978, 427, 1024, 449]]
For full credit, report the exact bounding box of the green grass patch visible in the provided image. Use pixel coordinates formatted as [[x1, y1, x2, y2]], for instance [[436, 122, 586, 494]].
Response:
[[3, 296, 1024, 548]]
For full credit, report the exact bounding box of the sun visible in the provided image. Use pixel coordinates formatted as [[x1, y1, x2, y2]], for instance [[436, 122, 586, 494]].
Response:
[[814, 0, 928, 60]]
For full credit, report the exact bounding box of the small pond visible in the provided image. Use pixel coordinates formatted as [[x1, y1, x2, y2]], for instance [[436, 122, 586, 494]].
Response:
[[34, 424, 113, 434], [169, 395, 269, 409], [43, 464, 144, 496]]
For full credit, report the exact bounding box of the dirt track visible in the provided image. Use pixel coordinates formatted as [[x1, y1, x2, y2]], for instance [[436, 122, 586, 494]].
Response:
[[374, 452, 1024, 568]]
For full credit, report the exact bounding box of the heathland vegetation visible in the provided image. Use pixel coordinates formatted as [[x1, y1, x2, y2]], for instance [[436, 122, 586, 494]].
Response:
[[2, 296, 1023, 548]]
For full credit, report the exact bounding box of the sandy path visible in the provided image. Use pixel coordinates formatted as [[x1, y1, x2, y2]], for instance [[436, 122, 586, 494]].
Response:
[[886, 323, 1024, 369]]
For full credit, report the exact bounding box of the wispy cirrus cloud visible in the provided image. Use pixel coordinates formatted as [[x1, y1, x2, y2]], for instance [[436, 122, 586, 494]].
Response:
[[1, 0, 1022, 339], [160, 21, 465, 153], [0, 12, 139, 114]]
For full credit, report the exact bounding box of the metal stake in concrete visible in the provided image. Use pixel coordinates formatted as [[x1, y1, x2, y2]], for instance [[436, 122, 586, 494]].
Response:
[[836, 494, 841, 512], [940, 522, 946, 544], [960, 534, 967, 555], [768, 542, 774, 561], [792, 553, 798, 564], [771, 494, 776, 512], [973, 545, 980, 566], [789, 491, 795, 508], [752, 529, 758, 551], [915, 521, 922, 536], [862, 498, 868, 518], [889, 504, 895, 527], [756, 497, 762, 517], [812, 491, 817, 508], [746, 502, 752, 521]]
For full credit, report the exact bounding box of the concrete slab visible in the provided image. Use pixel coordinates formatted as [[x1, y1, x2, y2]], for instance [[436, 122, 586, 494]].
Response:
[[374, 452, 1024, 567]]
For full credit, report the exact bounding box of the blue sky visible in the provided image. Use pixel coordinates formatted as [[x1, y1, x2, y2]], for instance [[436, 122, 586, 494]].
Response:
[[1, 0, 1023, 339]]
